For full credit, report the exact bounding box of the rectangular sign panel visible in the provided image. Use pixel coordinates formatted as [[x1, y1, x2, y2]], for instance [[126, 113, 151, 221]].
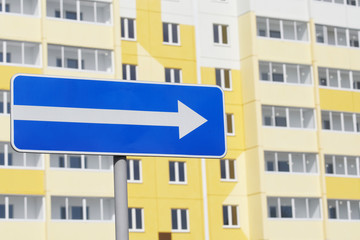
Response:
[[11, 74, 226, 158]]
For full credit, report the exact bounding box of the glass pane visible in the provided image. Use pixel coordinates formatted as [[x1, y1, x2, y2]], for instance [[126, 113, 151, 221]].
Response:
[[7, 41, 22, 64], [220, 160, 226, 178], [169, 162, 175, 181], [257, 17, 267, 37], [6, 0, 20, 14], [172, 24, 179, 43], [303, 108, 315, 129], [280, 198, 292, 218], [329, 69, 338, 87], [292, 153, 304, 173], [349, 30, 359, 47], [86, 198, 101, 220], [51, 197, 65, 219], [262, 106, 273, 126], [316, 25, 324, 43], [343, 113, 354, 132], [68, 197, 83, 220], [213, 24, 219, 43], [274, 107, 287, 127], [171, 209, 178, 229], [305, 154, 317, 173], [350, 201, 360, 220], [178, 162, 185, 182], [50, 154, 65, 168], [296, 22, 308, 41], [101, 156, 112, 170], [48, 45, 62, 67], [264, 152, 275, 171], [277, 152, 289, 172], [259, 62, 270, 81], [340, 70, 351, 89], [267, 197, 278, 218], [85, 155, 99, 169], [336, 28, 347, 46], [357, 114, 360, 132], [347, 157, 357, 175], [226, 114, 233, 133], [24, 42, 39, 65], [339, 200, 348, 219], [318, 68, 328, 86], [128, 19, 135, 39], [353, 72, 360, 90], [286, 64, 298, 83], [308, 198, 321, 218], [231, 206, 237, 225], [328, 200, 337, 219], [332, 112, 342, 131], [325, 155, 334, 174], [80, 1, 95, 22], [289, 108, 301, 128], [224, 70, 231, 88], [26, 153, 42, 168], [102, 198, 114, 220], [299, 65, 311, 84], [229, 160, 235, 179], [322, 111, 331, 130], [0, 196, 5, 218], [269, 19, 281, 38], [97, 50, 112, 72], [327, 26, 336, 45], [46, 0, 59, 17], [180, 209, 187, 230], [222, 206, 228, 225], [8, 146, 24, 167], [335, 156, 345, 175], [63, 0, 76, 20], [96, 2, 110, 24], [295, 198, 306, 218], [128, 208, 132, 229], [81, 49, 96, 71], [272, 63, 284, 82], [133, 160, 140, 180], [283, 20, 295, 40], [64, 47, 78, 69], [68, 155, 81, 168], [8, 196, 24, 219], [135, 208, 142, 229]]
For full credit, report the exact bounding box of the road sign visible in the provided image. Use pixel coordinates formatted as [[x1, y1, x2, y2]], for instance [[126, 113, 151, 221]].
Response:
[[11, 74, 227, 158]]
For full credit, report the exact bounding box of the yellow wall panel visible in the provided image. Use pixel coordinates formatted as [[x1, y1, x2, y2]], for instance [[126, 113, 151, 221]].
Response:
[[0, 169, 44, 195], [44, 20, 113, 49], [121, 41, 138, 58], [247, 193, 265, 240], [0, 15, 41, 42], [326, 177, 360, 199], [238, 12, 256, 60], [319, 88, 358, 112], [0, 116, 10, 142], [0, 222, 45, 240], [314, 45, 360, 70], [0, 66, 42, 90]]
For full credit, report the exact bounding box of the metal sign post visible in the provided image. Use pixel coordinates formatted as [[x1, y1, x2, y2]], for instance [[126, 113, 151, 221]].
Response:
[[113, 156, 129, 240]]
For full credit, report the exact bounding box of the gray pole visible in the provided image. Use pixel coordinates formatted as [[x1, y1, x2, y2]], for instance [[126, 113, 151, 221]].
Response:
[[113, 156, 129, 240]]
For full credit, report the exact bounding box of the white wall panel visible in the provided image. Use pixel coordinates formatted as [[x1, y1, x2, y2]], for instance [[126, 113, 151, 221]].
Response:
[[161, 0, 193, 25], [254, 0, 309, 21]]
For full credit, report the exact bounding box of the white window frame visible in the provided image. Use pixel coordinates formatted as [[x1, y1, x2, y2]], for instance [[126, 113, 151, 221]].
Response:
[[0, 142, 44, 169], [216, 68, 232, 90], [0, 90, 10, 115], [0, 40, 41, 67], [49, 154, 112, 171], [321, 110, 360, 133], [213, 23, 229, 45], [267, 197, 322, 220], [325, 155, 360, 177], [122, 63, 137, 80], [121, 17, 136, 41], [220, 159, 237, 181], [165, 68, 182, 83], [169, 161, 187, 184], [0, 0, 40, 16], [163, 22, 180, 45], [315, 24, 360, 48], [127, 159, 142, 183], [222, 205, 240, 228], [171, 208, 189, 232], [318, 67, 360, 91], [0, 195, 44, 220], [128, 207, 144, 232], [328, 199, 360, 220]]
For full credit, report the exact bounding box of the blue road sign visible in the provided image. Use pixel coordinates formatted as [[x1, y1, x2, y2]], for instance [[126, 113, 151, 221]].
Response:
[[11, 74, 227, 158]]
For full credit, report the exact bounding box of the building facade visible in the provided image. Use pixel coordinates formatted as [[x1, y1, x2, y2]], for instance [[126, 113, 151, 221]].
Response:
[[0, 0, 359, 239]]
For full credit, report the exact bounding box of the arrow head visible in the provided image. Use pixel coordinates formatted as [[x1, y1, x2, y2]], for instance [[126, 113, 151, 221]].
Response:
[[178, 101, 207, 139]]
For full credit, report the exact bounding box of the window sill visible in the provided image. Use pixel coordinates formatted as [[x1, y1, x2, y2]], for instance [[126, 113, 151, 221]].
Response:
[[0, 62, 41, 68], [328, 219, 360, 222], [47, 66, 113, 74], [223, 225, 240, 229], [268, 217, 323, 221], [127, 180, 143, 184], [260, 80, 313, 87], [262, 126, 317, 131], [46, 17, 112, 26], [169, 181, 188, 185], [49, 167, 112, 172], [257, 36, 310, 44], [325, 174, 360, 178], [321, 129, 360, 135], [163, 42, 181, 46], [51, 219, 114, 223], [0, 166, 44, 170], [220, 179, 238, 182], [129, 229, 145, 232], [171, 229, 190, 233], [226, 133, 235, 136], [265, 171, 319, 176], [0, 12, 40, 18], [213, 43, 231, 47], [0, 219, 44, 222], [121, 38, 137, 42]]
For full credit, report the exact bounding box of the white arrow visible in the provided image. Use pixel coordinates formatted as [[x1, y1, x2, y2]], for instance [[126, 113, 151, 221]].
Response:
[[12, 101, 207, 139]]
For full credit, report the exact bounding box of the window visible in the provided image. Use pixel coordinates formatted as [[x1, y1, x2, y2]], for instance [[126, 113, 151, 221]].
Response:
[[163, 22, 180, 44], [121, 18, 136, 40], [262, 105, 315, 129], [222, 205, 239, 227], [265, 151, 318, 174], [220, 159, 236, 181], [216, 68, 232, 90], [127, 159, 142, 182], [169, 161, 186, 184], [51, 196, 114, 221], [46, 0, 111, 24], [318, 67, 360, 90], [0, 91, 10, 115], [171, 209, 189, 232], [256, 17, 308, 41], [122, 64, 137, 80], [50, 154, 112, 170], [268, 197, 321, 219], [48, 44, 112, 72], [259, 61, 312, 84], [165, 68, 181, 83], [0, 195, 43, 220], [325, 155, 360, 176], [0, 142, 43, 168], [316, 24, 360, 48], [314, 0, 345, 4], [0, 0, 39, 15], [321, 111, 360, 133], [328, 199, 360, 220], [128, 208, 144, 231], [213, 24, 229, 45], [0, 40, 40, 66], [226, 113, 235, 135]]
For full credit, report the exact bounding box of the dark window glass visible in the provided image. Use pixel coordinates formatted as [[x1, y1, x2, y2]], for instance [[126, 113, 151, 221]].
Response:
[[126, 160, 130, 180], [266, 161, 274, 171], [56, 58, 62, 67], [65, 11, 77, 20], [323, 120, 331, 130], [171, 209, 177, 229], [9, 205, 13, 219], [55, 10, 60, 18], [278, 161, 289, 172], [59, 156, 65, 168], [281, 206, 292, 218], [163, 23, 169, 42], [67, 59, 78, 69], [259, 30, 266, 37], [223, 206, 228, 225], [135, 208, 142, 229], [326, 163, 334, 174], [128, 208, 132, 229], [353, 81, 360, 89], [215, 69, 221, 86], [178, 162, 185, 182], [0, 153, 4, 165], [220, 160, 226, 179], [0, 100, 3, 113], [69, 156, 81, 168], [272, 73, 284, 82], [350, 39, 359, 47], [71, 206, 83, 220], [165, 68, 171, 82], [320, 77, 327, 86], [264, 117, 272, 126], [270, 30, 281, 38], [5, 4, 10, 12], [121, 18, 125, 38], [7, 153, 12, 166], [128, 19, 135, 39], [229, 160, 235, 179], [213, 25, 219, 43], [275, 116, 287, 127], [6, 53, 10, 63], [122, 64, 127, 80], [329, 206, 337, 219], [7, 102, 10, 114], [133, 160, 140, 180], [172, 24, 178, 43], [269, 206, 277, 218], [0, 204, 5, 218], [130, 65, 136, 80], [60, 206, 66, 219], [169, 162, 175, 181], [180, 209, 187, 230], [222, 25, 228, 44], [174, 69, 180, 83], [0, 52, 3, 62]]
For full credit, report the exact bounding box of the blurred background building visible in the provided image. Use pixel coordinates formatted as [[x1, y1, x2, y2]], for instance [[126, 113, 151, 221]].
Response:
[[0, 0, 359, 239]]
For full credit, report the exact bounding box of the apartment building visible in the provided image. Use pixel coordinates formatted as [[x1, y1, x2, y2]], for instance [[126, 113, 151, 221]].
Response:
[[0, 0, 359, 239]]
